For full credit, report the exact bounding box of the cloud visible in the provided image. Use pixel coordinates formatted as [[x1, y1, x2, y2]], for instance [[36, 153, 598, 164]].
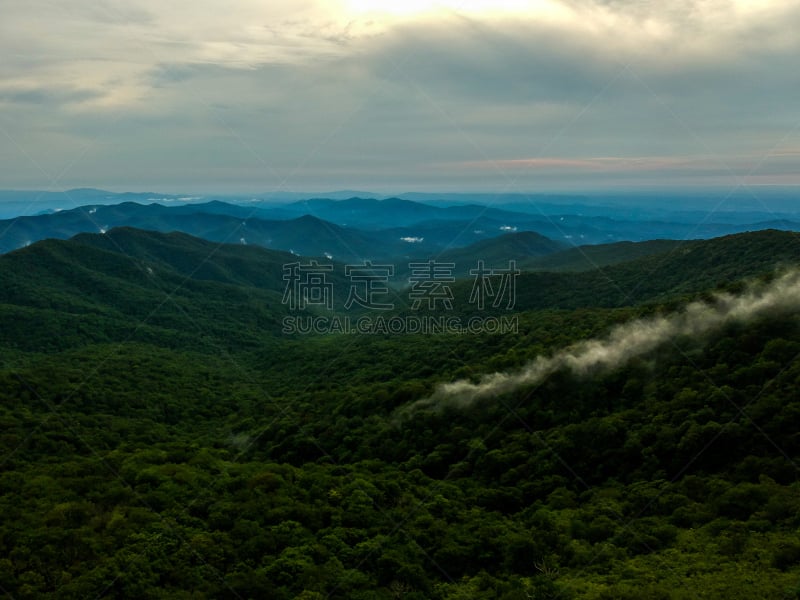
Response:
[[0, 86, 105, 107], [451, 154, 800, 185], [0, 0, 798, 191], [398, 268, 800, 417]]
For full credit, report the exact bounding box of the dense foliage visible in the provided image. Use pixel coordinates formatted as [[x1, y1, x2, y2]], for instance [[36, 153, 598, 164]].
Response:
[[0, 229, 798, 598]]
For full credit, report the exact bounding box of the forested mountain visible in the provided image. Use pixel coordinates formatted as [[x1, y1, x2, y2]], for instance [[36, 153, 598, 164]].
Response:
[[435, 231, 566, 267], [0, 199, 565, 259], [0, 204, 393, 260], [521, 239, 683, 272], [448, 230, 800, 313], [1, 192, 800, 257], [0, 229, 330, 353], [0, 227, 799, 598]]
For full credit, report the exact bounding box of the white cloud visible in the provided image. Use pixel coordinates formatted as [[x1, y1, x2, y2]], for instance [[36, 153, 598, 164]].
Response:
[[0, 0, 797, 191]]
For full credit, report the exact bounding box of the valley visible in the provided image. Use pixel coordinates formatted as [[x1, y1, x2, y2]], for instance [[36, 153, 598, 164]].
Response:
[[0, 210, 798, 598]]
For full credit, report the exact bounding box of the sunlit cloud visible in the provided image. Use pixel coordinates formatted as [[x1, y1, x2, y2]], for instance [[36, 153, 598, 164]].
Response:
[[463, 156, 700, 172], [341, 0, 571, 20], [0, 0, 797, 191]]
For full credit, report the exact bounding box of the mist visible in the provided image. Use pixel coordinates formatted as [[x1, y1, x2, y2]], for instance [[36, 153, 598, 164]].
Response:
[[401, 269, 800, 415]]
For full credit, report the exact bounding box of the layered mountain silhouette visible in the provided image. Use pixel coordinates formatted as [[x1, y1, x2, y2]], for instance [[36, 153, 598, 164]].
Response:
[[2, 227, 799, 353], [2, 192, 799, 260], [3, 220, 800, 597]]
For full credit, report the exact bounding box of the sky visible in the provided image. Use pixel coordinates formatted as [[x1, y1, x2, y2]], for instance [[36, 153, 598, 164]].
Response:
[[0, 0, 799, 195]]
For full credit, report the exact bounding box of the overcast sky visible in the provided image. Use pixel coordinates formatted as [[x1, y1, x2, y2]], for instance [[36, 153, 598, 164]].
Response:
[[0, 0, 798, 194]]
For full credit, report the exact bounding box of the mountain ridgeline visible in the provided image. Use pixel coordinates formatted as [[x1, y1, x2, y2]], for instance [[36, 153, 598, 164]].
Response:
[[0, 222, 799, 598], [2, 193, 800, 261], [2, 227, 799, 351]]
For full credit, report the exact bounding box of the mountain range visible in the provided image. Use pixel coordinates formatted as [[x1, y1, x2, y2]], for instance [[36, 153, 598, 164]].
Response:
[[2, 226, 799, 353], [1, 190, 800, 260], [2, 218, 800, 597]]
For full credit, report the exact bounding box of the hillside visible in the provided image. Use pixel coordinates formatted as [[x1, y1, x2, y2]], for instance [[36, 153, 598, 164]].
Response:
[[2, 194, 799, 260], [437, 230, 565, 266], [451, 230, 800, 313], [72, 227, 297, 292], [0, 227, 799, 598], [522, 239, 683, 272], [388, 231, 566, 279], [0, 204, 397, 261], [0, 230, 331, 352], [0, 200, 540, 260]]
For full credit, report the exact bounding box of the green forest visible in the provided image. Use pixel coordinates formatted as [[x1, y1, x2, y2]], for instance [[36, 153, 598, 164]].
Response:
[[1, 228, 799, 598]]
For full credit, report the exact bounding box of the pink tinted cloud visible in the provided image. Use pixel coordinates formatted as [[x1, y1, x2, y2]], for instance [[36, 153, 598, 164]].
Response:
[[463, 156, 699, 172]]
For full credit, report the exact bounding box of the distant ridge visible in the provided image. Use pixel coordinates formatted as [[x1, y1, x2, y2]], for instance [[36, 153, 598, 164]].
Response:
[[1, 191, 800, 260], [509, 229, 800, 310], [1, 227, 800, 350], [423, 231, 566, 276], [0, 228, 344, 352], [522, 239, 683, 272]]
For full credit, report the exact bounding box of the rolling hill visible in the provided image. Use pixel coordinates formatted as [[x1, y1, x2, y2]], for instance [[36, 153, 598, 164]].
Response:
[[0, 228, 350, 352], [521, 239, 683, 272], [1, 225, 800, 597], [393, 230, 567, 278], [3, 192, 800, 262], [438, 230, 800, 313], [4, 228, 798, 350], [0, 203, 384, 259], [0, 200, 547, 260], [436, 230, 565, 264]]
